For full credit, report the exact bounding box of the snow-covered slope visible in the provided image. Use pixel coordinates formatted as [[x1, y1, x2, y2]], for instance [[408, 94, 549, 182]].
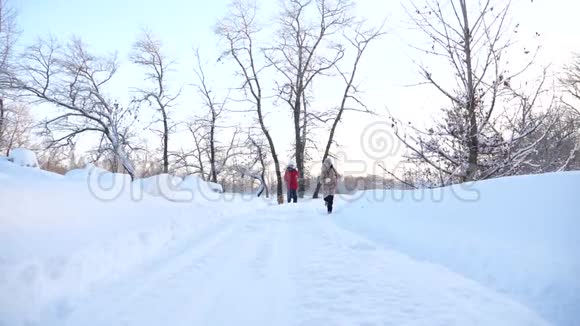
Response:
[[0, 159, 269, 324], [0, 156, 577, 326], [0, 155, 61, 180], [335, 172, 580, 326]]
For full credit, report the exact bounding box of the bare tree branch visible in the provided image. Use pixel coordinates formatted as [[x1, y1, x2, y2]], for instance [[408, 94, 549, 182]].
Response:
[[130, 29, 179, 173], [14, 36, 137, 178]]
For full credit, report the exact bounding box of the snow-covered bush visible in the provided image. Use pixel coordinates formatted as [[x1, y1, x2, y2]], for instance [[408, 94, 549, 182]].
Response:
[[0, 155, 62, 181], [8, 148, 38, 168]]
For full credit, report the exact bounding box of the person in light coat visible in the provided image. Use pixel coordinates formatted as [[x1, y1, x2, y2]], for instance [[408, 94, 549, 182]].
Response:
[[320, 157, 338, 213]]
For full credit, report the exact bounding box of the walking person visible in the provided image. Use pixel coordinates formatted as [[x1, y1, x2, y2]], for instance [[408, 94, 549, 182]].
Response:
[[284, 161, 299, 203], [321, 157, 338, 213]]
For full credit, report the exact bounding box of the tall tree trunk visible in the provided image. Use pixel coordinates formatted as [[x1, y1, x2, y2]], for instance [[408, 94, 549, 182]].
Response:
[[108, 126, 135, 180], [162, 111, 169, 174], [293, 90, 305, 198], [0, 98, 5, 155], [257, 141, 269, 198], [461, 0, 479, 181], [256, 94, 283, 203], [210, 112, 218, 183], [298, 93, 308, 197], [260, 114, 283, 203], [0, 98, 4, 137], [262, 171, 269, 198], [216, 2, 284, 203]]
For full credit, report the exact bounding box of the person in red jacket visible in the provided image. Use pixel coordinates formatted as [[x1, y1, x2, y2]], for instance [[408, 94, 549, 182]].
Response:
[[284, 161, 299, 203]]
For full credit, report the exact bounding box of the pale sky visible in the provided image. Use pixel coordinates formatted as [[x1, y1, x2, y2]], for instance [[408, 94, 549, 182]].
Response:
[[13, 0, 580, 176]]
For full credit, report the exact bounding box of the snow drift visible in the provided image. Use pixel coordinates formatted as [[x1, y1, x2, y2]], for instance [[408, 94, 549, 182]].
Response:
[[0, 158, 261, 325], [133, 174, 184, 200], [178, 175, 223, 202], [334, 172, 580, 326], [0, 155, 61, 181]]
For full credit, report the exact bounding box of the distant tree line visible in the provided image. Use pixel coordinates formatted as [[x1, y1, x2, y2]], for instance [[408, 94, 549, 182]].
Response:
[[0, 0, 578, 197]]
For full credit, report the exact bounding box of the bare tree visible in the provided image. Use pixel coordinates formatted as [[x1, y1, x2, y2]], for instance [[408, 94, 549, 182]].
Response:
[[216, 0, 285, 204], [131, 30, 180, 174], [37, 142, 74, 174], [129, 140, 164, 177], [390, 74, 555, 185], [557, 54, 580, 170], [216, 127, 242, 185], [264, 0, 352, 197], [0, 102, 33, 155], [230, 130, 271, 197], [15, 37, 137, 178], [170, 121, 209, 177], [0, 0, 18, 143], [0, 0, 16, 79], [178, 119, 241, 183], [562, 54, 580, 118], [515, 105, 580, 173], [248, 134, 270, 197], [391, 0, 552, 184], [312, 21, 384, 198], [406, 0, 509, 181], [193, 48, 231, 183]]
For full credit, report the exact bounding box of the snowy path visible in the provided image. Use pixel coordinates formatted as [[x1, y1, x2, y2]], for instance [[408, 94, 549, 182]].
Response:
[[45, 205, 549, 326]]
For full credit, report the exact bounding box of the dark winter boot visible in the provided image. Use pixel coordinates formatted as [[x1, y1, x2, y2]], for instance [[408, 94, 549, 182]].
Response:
[[324, 195, 333, 214]]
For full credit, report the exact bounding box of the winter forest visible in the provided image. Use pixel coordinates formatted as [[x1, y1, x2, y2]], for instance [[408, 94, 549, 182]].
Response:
[[1, 0, 579, 202]]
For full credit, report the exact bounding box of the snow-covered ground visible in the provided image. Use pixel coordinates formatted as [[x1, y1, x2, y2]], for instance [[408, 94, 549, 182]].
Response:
[[0, 157, 578, 325], [334, 172, 580, 326], [0, 158, 268, 324]]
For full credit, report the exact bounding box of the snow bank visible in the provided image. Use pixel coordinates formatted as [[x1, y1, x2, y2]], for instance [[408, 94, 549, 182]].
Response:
[[8, 148, 39, 168], [0, 161, 257, 325], [131, 174, 187, 201], [178, 175, 222, 202], [0, 155, 62, 181], [334, 172, 580, 326], [130, 174, 227, 202], [65, 164, 132, 197]]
